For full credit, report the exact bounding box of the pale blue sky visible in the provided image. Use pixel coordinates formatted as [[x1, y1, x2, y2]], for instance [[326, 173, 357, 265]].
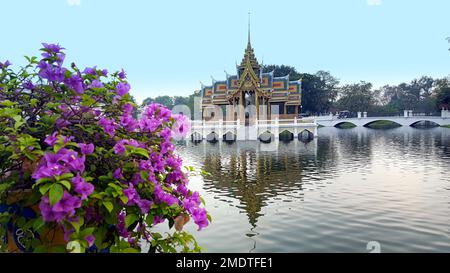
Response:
[[1, 0, 450, 103]]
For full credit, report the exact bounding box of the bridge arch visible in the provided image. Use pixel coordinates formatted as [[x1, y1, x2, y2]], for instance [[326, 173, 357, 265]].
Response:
[[206, 132, 219, 143], [259, 131, 275, 143], [279, 130, 294, 142], [334, 121, 357, 129], [409, 120, 442, 127], [363, 120, 402, 129], [190, 132, 202, 142], [223, 131, 236, 143], [298, 129, 314, 142]]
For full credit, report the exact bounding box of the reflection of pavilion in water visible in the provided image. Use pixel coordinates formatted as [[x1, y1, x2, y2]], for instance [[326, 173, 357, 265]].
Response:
[[199, 141, 319, 227]]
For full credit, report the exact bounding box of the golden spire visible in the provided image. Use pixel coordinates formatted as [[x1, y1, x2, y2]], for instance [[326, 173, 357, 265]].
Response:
[[247, 12, 251, 48], [239, 12, 259, 70]]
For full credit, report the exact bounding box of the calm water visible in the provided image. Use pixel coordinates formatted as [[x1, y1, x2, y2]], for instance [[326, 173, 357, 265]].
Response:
[[176, 127, 450, 253]]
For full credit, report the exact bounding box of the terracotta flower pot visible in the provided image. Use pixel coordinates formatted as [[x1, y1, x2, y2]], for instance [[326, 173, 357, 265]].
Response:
[[1, 190, 66, 253]]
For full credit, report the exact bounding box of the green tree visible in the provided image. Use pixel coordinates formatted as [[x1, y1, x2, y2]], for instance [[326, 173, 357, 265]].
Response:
[[142, 96, 174, 109], [336, 81, 376, 113], [436, 86, 450, 109], [300, 71, 339, 115], [262, 64, 301, 80], [262, 65, 339, 114]]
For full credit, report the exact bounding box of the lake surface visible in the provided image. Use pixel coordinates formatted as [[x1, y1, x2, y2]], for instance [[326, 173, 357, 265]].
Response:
[[176, 127, 450, 253]]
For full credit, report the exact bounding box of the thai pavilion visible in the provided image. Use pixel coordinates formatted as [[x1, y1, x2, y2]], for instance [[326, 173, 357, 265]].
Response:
[[199, 27, 302, 123]]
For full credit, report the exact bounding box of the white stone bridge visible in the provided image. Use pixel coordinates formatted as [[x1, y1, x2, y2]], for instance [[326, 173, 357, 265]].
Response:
[[315, 110, 450, 127], [189, 117, 318, 143]]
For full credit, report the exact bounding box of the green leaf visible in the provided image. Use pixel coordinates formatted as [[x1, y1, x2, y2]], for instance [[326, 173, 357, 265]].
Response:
[[30, 99, 38, 107], [33, 245, 48, 253], [122, 248, 140, 253], [58, 180, 71, 190], [129, 147, 149, 159], [145, 215, 154, 226], [79, 227, 95, 238], [32, 217, 45, 231], [49, 184, 64, 206], [59, 173, 74, 180], [125, 214, 138, 228], [70, 217, 84, 233], [39, 183, 52, 195], [119, 195, 128, 205], [103, 201, 113, 213], [207, 213, 212, 223], [0, 100, 17, 107]]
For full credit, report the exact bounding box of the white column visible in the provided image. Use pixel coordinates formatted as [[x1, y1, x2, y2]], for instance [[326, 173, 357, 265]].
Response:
[[404, 110, 408, 118], [357, 112, 362, 119], [363, 112, 367, 118], [202, 119, 206, 140], [218, 119, 223, 140]]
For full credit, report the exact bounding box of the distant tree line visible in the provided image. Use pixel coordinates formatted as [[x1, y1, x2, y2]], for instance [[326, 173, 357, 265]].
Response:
[[141, 66, 450, 118], [263, 65, 450, 116]]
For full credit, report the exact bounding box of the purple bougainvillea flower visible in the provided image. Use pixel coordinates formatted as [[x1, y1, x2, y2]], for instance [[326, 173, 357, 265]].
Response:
[[116, 82, 130, 96], [120, 113, 138, 132], [176, 184, 189, 197], [85, 235, 95, 247], [113, 141, 126, 155], [56, 118, 71, 129], [39, 65, 66, 82], [123, 183, 138, 205], [63, 226, 75, 242], [113, 167, 123, 179], [39, 196, 66, 222], [166, 156, 182, 169], [0, 60, 11, 69], [153, 215, 165, 225], [45, 132, 59, 146], [139, 116, 161, 133], [172, 114, 191, 138], [160, 127, 172, 140], [118, 69, 126, 79], [123, 103, 133, 114], [52, 192, 82, 214], [78, 143, 95, 155], [65, 74, 84, 94], [154, 184, 178, 206], [39, 192, 82, 222], [113, 139, 141, 155], [32, 162, 67, 180], [22, 80, 35, 90], [67, 154, 85, 173], [150, 152, 165, 173], [56, 53, 65, 66], [117, 212, 129, 237], [159, 107, 172, 122], [42, 43, 64, 53], [83, 66, 97, 75], [98, 117, 118, 138], [101, 69, 108, 76], [136, 199, 152, 214], [131, 172, 145, 185], [89, 80, 103, 89], [72, 173, 94, 200], [62, 135, 74, 144], [191, 208, 209, 231]]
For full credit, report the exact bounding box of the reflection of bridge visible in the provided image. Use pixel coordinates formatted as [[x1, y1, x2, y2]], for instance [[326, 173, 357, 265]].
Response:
[[316, 110, 450, 127], [190, 118, 318, 143]]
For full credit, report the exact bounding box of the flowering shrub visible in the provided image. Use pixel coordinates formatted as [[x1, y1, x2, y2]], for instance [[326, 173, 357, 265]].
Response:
[[0, 43, 209, 253]]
